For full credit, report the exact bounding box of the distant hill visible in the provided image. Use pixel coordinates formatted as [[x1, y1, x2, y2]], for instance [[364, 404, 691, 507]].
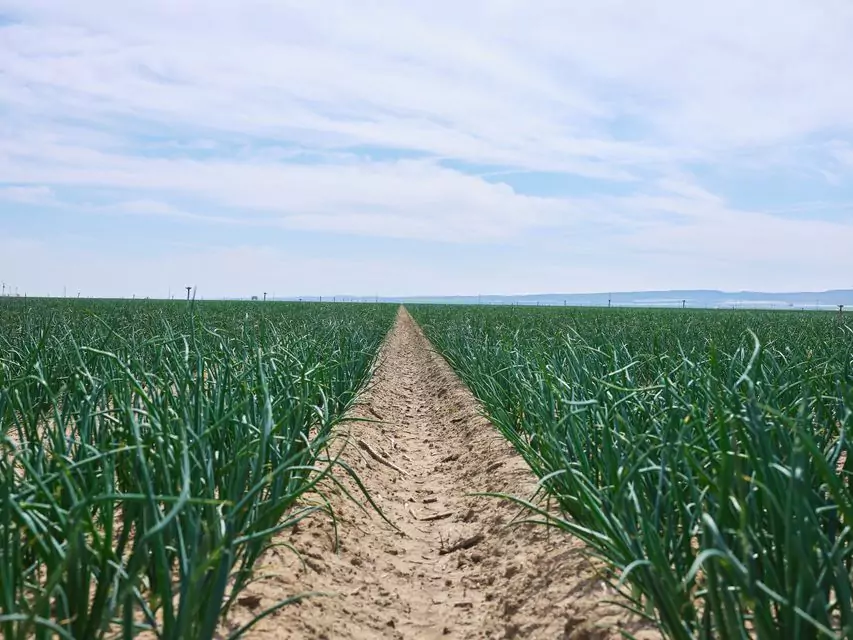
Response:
[[285, 290, 853, 310], [400, 290, 853, 309]]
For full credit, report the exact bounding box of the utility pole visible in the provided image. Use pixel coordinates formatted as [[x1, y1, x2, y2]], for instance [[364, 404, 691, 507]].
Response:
[[185, 286, 192, 301], [263, 292, 267, 302]]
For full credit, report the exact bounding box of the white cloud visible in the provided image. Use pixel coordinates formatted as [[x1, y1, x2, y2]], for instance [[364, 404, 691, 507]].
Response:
[[2, 230, 850, 299], [1, 0, 853, 294], [0, 185, 55, 204], [830, 142, 853, 170], [5, 1, 852, 153]]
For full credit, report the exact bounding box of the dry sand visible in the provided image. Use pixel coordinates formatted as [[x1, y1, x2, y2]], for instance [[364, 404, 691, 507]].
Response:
[[224, 308, 656, 639]]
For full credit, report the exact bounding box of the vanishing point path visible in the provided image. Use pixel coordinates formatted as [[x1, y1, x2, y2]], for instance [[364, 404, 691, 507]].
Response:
[[224, 308, 656, 640]]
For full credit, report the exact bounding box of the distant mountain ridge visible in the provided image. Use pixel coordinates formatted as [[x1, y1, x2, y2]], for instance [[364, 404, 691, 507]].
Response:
[[284, 289, 853, 309]]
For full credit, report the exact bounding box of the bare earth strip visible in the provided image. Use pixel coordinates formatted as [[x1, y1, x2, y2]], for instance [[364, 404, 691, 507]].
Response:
[[225, 308, 657, 639]]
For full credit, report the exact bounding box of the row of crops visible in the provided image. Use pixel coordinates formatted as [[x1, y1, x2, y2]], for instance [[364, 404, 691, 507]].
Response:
[[410, 305, 853, 639], [0, 298, 396, 639]]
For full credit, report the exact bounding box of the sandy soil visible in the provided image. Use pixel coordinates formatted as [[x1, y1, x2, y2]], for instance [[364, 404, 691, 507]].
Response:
[[224, 308, 657, 639]]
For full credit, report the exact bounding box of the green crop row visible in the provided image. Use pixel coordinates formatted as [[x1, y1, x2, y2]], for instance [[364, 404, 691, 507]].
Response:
[[0, 298, 396, 640], [410, 305, 853, 639]]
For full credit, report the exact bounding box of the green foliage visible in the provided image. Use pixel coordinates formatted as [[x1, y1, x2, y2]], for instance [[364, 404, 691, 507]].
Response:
[[411, 305, 853, 640], [0, 298, 395, 639]]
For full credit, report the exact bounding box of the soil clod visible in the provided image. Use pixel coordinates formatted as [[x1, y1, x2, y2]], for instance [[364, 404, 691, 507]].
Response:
[[439, 533, 485, 555]]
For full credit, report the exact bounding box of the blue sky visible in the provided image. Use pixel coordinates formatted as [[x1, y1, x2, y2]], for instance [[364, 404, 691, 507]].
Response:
[[1, 0, 853, 298]]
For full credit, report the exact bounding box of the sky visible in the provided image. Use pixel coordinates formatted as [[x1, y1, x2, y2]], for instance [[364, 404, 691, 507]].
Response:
[[1, 1, 853, 298]]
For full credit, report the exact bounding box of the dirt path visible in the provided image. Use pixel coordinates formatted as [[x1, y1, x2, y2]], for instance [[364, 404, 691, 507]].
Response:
[[226, 308, 654, 639]]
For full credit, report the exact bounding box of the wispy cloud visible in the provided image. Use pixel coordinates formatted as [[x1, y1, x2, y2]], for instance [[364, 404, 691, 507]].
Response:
[[0, 185, 55, 204], [1, 0, 852, 295]]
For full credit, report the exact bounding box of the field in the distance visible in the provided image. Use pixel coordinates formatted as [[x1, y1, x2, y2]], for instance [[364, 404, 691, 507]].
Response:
[[2, 299, 852, 639]]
